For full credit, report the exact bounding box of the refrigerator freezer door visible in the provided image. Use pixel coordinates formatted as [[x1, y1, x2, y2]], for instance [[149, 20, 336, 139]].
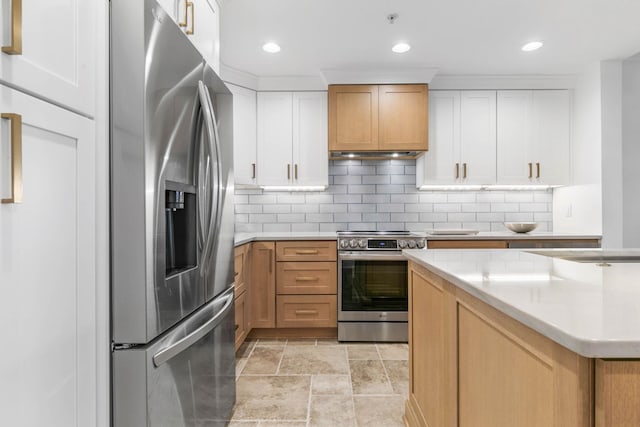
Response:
[[112, 0, 208, 343], [113, 287, 236, 426]]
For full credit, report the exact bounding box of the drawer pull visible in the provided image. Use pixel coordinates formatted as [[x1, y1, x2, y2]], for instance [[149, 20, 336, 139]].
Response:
[[295, 310, 318, 315], [295, 276, 319, 282], [2, 0, 22, 55], [295, 249, 319, 255]]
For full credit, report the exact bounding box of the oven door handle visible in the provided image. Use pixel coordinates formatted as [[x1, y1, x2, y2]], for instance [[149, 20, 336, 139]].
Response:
[[338, 252, 407, 261]]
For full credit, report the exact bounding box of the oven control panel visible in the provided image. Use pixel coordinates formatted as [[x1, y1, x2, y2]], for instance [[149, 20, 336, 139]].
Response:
[[338, 236, 426, 250]]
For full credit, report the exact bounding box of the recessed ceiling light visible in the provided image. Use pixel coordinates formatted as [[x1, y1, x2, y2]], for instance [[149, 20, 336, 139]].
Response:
[[262, 42, 281, 53], [521, 41, 543, 52], [392, 42, 411, 53]]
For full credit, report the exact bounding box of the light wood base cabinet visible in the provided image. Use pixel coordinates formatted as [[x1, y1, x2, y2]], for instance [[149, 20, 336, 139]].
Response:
[[405, 261, 593, 427], [234, 243, 251, 350], [250, 241, 276, 328]]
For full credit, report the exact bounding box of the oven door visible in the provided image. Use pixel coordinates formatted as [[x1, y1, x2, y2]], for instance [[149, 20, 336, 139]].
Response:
[[338, 252, 408, 322]]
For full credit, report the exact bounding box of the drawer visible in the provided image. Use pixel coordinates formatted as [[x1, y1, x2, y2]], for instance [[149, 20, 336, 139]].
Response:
[[276, 241, 337, 262], [276, 262, 337, 295], [276, 295, 337, 328]]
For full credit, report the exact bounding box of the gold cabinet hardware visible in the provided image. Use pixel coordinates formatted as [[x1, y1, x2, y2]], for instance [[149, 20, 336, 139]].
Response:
[[179, 0, 188, 27], [295, 249, 319, 254], [287, 164, 291, 179], [295, 276, 319, 282], [294, 164, 298, 180], [268, 248, 273, 273], [536, 162, 540, 178], [463, 163, 467, 179], [295, 310, 318, 315], [1, 113, 23, 204], [455, 163, 460, 179], [251, 163, 256, 179], [528, 162, 533, 179], [186, 2, 195, 35], [2, 0, 22, 55], [235, 324, 239, 331]]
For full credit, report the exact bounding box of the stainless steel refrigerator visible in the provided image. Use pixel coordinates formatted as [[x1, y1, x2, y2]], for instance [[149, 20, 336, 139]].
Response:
[[110, 0, 235, 425]]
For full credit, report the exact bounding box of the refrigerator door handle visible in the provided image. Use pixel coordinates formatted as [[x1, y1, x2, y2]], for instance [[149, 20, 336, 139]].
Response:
[[152, 289, 234, 367], [197, 81, 221, 275]]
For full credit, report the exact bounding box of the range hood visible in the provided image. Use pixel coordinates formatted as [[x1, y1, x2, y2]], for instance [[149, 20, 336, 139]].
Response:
[[329, 151, 425, 160]]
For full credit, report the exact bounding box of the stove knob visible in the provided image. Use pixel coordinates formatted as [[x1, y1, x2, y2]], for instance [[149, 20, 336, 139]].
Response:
[[358, 239, 367, 248], [417, 239, 426, 249], [408, 240, 417, 249], [339, 239, 349, 249], [349, 239, 358, 248], [398, 240, 407, 249]]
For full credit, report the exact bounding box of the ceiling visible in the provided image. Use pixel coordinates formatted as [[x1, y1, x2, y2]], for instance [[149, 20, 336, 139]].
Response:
[[220, 0, 640, 80]]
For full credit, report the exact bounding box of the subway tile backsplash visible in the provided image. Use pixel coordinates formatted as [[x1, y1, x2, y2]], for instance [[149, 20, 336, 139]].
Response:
[[234, 160, 553, 233]]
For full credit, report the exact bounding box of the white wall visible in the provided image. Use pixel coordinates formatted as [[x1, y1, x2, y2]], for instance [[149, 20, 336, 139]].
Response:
[[553, 63, 603, 236], [622, 53, 640, 247], [600, 61, 624, 248]]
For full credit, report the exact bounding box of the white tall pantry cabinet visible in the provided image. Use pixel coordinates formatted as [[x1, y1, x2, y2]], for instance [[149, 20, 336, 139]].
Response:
[[0, 1, 108, 426]]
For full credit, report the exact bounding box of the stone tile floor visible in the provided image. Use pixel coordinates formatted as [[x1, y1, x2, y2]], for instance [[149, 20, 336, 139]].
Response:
[[231, 338, 408, 427]]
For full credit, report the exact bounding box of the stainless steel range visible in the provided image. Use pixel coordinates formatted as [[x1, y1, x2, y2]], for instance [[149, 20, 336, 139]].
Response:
[[337, 231, 426, 342]]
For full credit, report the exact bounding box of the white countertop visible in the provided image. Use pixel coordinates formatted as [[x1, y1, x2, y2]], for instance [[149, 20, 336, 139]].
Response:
[[235, 231, 601, 246], [403, 248, 640, 358]]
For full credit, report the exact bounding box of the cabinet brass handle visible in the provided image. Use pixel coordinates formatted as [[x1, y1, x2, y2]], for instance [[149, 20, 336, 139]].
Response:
[[235, 324, 239, 331], [536, 162, 540, 179], [252, 163, 256, 179], [287, 164, 291, 179], [463, 163, 467, 179], [186, 2, 195, 35], [295, 249, 319, 254], [234, 272, 239, 277], [295, 310, 318, 315], [179, 0, 188, 27], [1, 0, 22, 55], [295, 276, 319, 282], [455, 163, 460, 179], [528, 162, 533, 179], [1, 113, 23, 204], [294, 164, 298, 180]]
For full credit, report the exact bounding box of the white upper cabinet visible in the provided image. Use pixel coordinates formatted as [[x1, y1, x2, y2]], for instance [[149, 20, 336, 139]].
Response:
[[417, 91, 496, 186], [292, 92, 328, 187], [0, 0, 95, 116], [228, 83, 257, 186], [0, 84, 96, 426], [497, 90, 570, 185], [257, 91, 328, 188], [157, 0, 220, 73]]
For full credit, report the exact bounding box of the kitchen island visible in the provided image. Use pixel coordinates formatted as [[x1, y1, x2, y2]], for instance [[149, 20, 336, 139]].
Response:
[[403, 249, 640, 427]]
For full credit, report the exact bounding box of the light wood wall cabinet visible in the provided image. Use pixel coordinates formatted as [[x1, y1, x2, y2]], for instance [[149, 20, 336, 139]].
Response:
[[275, 241, 337, 328], [405, 262, 593, 427], [497, 90, 570, 185], [257, 92, 328, 187], [234, 243, 251, 349], [250, 241, 276, 328], [329, 84, 428, 156]]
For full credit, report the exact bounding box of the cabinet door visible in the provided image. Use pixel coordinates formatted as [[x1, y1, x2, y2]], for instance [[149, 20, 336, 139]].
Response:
[[460, 91, 497, 184], [532, 90, 570, 185], [0, 0, 95, 115], [292, 92, 328, 186], [0, 85, 96, 425], [417, 91, 461, 186], [190, 0, 219, 73], [379, 84, 428, 151], [235, 291, 248, 350], [250, 241, 276, 328], [497, 91, 534, 184], [257, 92, 293, 186], [228, 84, 257, 186], [328, 85, 378, 151]]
